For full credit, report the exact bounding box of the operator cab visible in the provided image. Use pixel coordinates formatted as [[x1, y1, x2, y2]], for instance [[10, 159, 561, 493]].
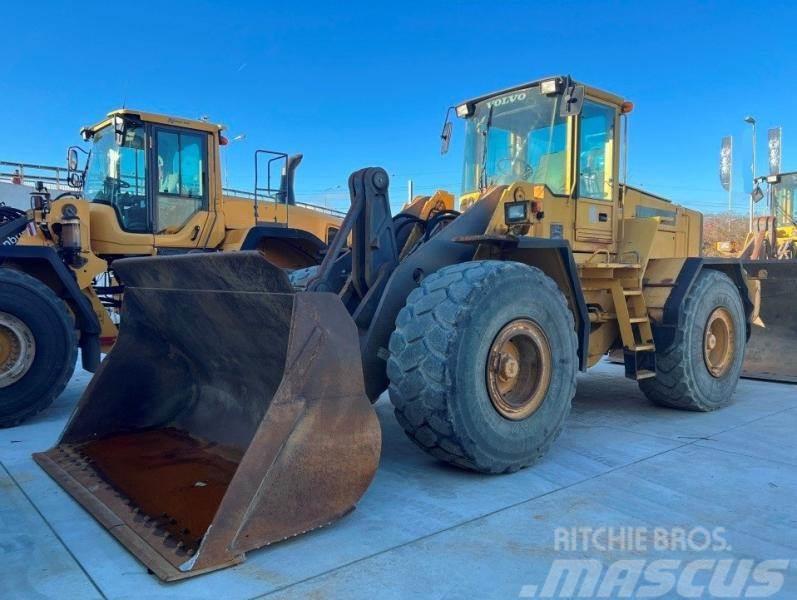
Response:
[[766, 172, 797, 228], [78, 111, 214, 238], [452, 76, 624, 198], [445, 76, 634, 252]]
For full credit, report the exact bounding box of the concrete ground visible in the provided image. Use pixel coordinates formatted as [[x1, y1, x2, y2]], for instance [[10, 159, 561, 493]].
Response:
[[1, 361, 795, 599]]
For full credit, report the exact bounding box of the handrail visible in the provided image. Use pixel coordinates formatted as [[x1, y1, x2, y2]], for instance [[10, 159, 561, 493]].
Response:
[[0, 160, 72, 190], [222, 186, 347, 217], [0, 160, 348, 218]]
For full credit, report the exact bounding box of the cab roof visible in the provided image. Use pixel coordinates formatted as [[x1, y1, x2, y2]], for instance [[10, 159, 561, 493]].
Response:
[[457, 75, 626, 110], [83, 109, 225, 136]]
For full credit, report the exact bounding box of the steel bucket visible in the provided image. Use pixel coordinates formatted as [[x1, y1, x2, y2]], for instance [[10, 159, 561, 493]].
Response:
[[34, 252, 381, 580], [743, 260, 797, 383]]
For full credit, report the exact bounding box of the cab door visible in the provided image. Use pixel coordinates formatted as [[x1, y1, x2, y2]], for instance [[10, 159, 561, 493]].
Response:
[[573, 99, 618, 250], [151, 126, 212, 251]]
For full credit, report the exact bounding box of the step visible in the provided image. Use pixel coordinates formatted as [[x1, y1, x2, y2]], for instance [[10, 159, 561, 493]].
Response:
[[581, 262, 642, 270], [630, 344, 655, 352], [623, 289, 643, 296], [635, 369, 657, 380], [629, 317, 649, 323], [588, 312, 617, 323]]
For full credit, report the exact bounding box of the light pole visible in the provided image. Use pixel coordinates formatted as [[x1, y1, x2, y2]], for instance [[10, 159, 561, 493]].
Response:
[[323, 184, 342, 210], [223, 134, 246, 188], [744, 116, 757, 230]]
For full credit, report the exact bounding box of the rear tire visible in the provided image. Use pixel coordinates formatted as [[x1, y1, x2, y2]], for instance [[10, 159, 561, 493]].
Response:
[[387, 261, 578, 473], [0, 269, 77, 427], [639, 269, 746, 411]]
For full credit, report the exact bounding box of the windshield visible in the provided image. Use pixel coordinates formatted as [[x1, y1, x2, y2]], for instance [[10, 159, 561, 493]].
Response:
[[461, 87, 566, 195], [84, 123, 149, 233], [773, 173, 797, 227]]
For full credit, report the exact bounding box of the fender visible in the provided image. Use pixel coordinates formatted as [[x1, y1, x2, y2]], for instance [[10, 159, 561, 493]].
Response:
[[510, 238, 591, 371], [241, 225, 326, 259], [357, 186, 504, 400], [655, 257, 755, 351], [0, 245, 101, 371]]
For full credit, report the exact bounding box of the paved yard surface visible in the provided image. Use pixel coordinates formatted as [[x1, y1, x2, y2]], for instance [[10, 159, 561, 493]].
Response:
[[1, 361, 795, 599]]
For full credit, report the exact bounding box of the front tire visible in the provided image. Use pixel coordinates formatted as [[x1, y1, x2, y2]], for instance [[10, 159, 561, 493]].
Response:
[[0, 269, 77, 427], [387, 261, 578, 473], [639, 269, 746, 411]]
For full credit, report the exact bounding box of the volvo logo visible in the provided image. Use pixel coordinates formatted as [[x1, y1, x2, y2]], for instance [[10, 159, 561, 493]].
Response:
[[485, 92, 527, 108]]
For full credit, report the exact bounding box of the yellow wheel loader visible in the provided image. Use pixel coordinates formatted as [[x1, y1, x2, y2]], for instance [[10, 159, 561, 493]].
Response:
[[738, 172, 797, 261], [733, 171, 797, 382], [36, 77, 768, 580], [0, 110, 344, 427]]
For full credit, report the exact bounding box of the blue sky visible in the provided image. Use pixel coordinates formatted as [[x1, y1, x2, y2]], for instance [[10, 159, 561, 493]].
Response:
[[2, 1, 796, 215]]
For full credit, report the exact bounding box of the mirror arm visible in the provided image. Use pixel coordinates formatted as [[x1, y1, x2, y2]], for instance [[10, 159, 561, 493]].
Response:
[[559, 84, 585, 117]]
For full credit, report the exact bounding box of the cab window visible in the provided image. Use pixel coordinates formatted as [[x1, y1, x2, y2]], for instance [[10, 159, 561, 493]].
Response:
[[461, 90, 568, 195], [774, 173, 797, 227], [155, 129, 207, 233], [476, 119, 568, 194], [578, 101, 615, 200], [83, 123, 149, 233]]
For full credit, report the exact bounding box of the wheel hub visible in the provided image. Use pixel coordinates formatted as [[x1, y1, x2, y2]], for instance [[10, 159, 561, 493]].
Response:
[[703, 307, 734, 378], [0, 312, 36, 388], [499, 354, 520, 379], [486, 319, 552, 420]]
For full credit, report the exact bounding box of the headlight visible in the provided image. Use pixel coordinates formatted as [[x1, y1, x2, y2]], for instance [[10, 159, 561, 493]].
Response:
[[456, 103, 473, 118], [540, 79, 561, 95]]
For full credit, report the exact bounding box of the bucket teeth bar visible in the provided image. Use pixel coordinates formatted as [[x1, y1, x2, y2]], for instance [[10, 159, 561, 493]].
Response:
[[34, 251, 381, 580]]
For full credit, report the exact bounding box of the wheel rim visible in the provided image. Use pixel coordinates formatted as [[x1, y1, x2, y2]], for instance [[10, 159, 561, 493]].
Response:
[[486, 319, 552, 420], [0, 311, 36, 388], [703, 307, 735, 378]]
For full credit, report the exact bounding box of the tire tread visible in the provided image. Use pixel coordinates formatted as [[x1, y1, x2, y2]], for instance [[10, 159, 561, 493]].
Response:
[[0, 269, 77, 428], [387, 260, 577, 473], [639, 269, 744, 411]]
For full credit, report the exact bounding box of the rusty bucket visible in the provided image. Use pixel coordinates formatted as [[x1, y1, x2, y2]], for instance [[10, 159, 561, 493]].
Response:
[[743, 260, 797, 383], [33, 252, 381, 580]]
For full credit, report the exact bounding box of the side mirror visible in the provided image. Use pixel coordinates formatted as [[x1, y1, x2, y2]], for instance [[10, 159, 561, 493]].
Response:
[[752, 185, 765, 203], [440, 107, 455, 155], [559, 84, 585, 117], [67, 148, 79, 172], [67, 171, 83, 189], [440, 121, 453, 155]]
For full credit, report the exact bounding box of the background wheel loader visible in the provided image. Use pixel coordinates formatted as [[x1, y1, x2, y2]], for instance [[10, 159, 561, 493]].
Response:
[[0, 110, 344, 427], [719, 171, 797, 383], [36, 77, 769, 580]]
